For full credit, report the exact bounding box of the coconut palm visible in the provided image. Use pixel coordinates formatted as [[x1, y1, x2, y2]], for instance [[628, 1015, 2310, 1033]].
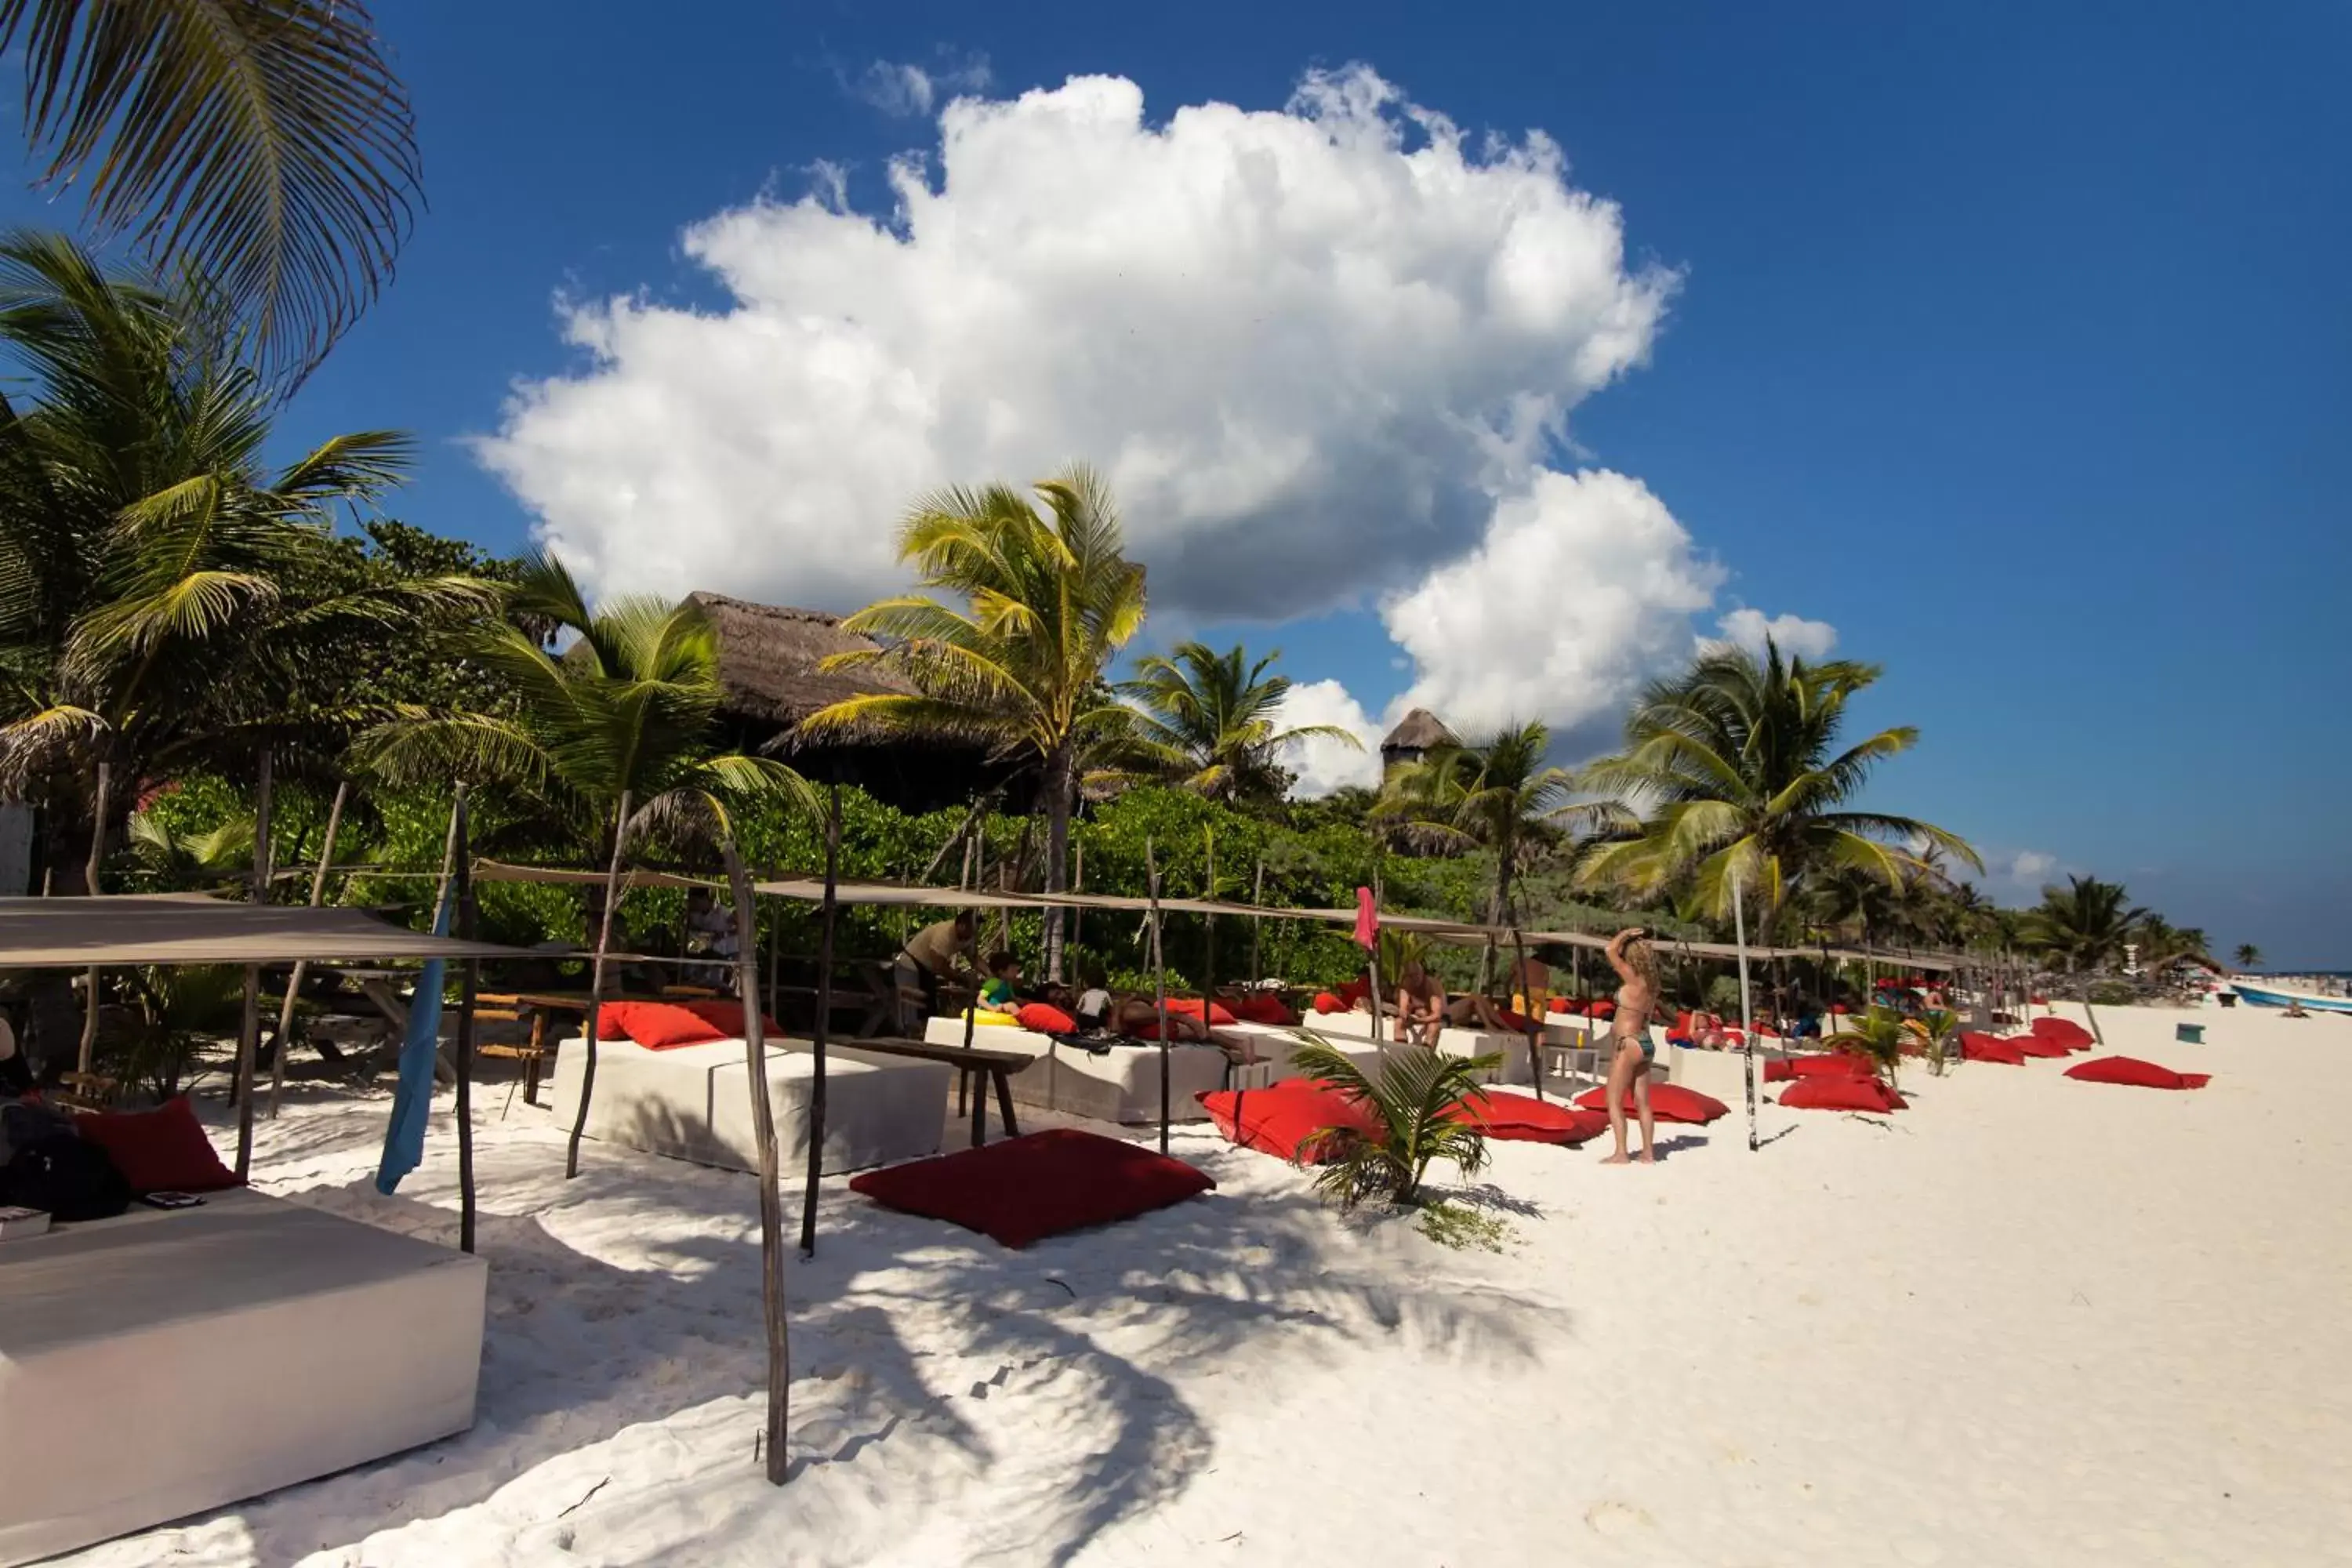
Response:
[[1286, 1033, 1500, 1209], [1374, 720, 1592, 931], [124, 807, 255, 889], [1576, 640, 1980, 931], [2234, 943, 2263, 970], [1120, 641, 1359, 805], [2020, 875, 2147, 975], [0, 0, 422, 377], [355, 550, 811, 866], [809, 466, 1146, 982], [0, 231, 463, 889]]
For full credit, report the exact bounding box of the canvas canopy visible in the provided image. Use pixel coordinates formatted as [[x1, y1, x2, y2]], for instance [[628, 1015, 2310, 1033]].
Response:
[[0, 896, 524, 967]]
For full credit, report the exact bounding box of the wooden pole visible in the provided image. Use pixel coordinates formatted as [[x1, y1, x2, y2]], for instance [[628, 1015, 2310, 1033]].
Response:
[[567, 789, 633, 1180], [453, 785, 479, 1252], [76, 759, 111, 1076], [267, 779, 348, 1118], [798, 784, 840, 1258], [1070, 841, 1083, 967], [720, 828, 791, 1486], [1202, 824, 1216, 1004], [1145, 837, 1171, 1156], [1250, 858, 1265, 985], [1510, 927, 1543, 1102], [234, 747, 274, 1178], [1733, 862, 1759, 1155]]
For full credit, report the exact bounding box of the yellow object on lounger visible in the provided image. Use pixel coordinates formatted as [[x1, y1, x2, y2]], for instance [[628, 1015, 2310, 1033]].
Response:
[[964, 1008, 1020, 1027]]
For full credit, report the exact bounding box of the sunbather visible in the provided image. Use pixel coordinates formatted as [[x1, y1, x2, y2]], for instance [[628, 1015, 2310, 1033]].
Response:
[[1394, 960, 1448, 1046], [1600, 927, 1662, 1166]]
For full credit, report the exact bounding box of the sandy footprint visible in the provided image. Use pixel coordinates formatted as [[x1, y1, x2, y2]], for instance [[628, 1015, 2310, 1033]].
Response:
[[1584, 1499, 1656, 1536]]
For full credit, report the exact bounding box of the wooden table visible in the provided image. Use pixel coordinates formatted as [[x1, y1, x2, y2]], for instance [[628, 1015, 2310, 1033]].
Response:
[[833, 1036, 1035, 1149]]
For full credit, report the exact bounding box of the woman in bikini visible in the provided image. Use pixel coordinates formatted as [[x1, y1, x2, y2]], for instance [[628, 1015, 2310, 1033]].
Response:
[[1600, 926, 1662, 1165]]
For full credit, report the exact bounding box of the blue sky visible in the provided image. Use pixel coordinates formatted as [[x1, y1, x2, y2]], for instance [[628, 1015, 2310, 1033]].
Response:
[[5, 2, 2345, 962]]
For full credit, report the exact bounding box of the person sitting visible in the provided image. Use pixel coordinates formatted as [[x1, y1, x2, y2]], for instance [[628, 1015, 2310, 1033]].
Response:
[[1508, 951, 1552, 1021], [1394, 960, 1448, 1046], [1074, 975, 1113, 1033], [683, 887, 739, 993], [978, 950, 1022, 1013]]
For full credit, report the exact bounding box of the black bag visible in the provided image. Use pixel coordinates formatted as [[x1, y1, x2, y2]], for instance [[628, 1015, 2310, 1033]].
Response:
[[1, 1128, 132, 1222]]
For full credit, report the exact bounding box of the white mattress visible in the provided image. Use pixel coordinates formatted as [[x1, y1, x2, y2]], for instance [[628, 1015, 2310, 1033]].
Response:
[[1280, 1008, 1533, 1085], [0, 1189, 486, 1566], [920, 1016, 1229, 1123], [548, 1036, 952, 1176]]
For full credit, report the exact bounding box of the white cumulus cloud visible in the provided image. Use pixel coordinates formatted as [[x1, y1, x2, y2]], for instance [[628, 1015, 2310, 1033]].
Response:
[[1275, 677, 1385, 798], [476, 65, 1675, 616], [1377, 469, 1727, 748], [849, 53, 993, 118], [1711, 606, 1838, 661]]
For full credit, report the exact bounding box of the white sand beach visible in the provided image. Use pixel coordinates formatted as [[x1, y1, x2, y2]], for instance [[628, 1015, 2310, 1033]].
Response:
[[55, 1007, 2352, 1567]]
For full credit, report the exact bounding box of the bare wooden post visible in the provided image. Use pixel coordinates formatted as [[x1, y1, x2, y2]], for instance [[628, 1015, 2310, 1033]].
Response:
[[234, 748, 274, 1178], [76, 760, 111, 1076], [566, 789, 633, 1181], [1511, 927, 1543, 1102], [1202, 825, 1216, 1006], [453, 785, 480, 1252], [267, 779, 348, 1117], [1145, 836, 1171, 1156], [798, 784, 841, 1258], [1250, 858, 1265, 985], [720, 829, 791, 1486]]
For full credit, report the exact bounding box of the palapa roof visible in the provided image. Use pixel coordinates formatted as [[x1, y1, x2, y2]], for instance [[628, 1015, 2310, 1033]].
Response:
[[687, 592, 920, 729], [0, 896, 526, 967], [1380, 707, 1459, 753]]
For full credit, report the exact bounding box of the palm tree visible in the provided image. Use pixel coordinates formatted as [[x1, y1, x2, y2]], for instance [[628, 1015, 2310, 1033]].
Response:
[[1287, 1034, 1500, 1209], [356, 550, 811, 869], [1375, 720, 1589, 933], [809, 466, 1147, 982], [2020, 875, 2147, 976], [0, 231, 459, 890], [2234, 943, 2263, 971], [0, 0, 423, 377], [125, 807, 255, 890], [1120, 641, 1359, 805], [1575, 640, 1980, 931]]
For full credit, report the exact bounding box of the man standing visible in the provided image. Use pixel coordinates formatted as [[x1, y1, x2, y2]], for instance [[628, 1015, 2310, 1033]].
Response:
[[898, 910, 980, 1029]]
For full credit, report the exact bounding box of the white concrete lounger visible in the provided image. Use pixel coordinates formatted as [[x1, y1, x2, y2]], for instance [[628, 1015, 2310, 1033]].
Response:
[[548, 1036, 953, 1176], [0, 1189, 487, 1567], [1281, 1008, 1534, 1085], [920, 1017, 1229, 1123]]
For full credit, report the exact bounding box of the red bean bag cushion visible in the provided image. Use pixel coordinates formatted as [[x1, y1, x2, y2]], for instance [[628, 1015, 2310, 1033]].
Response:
[[73, 1096, 241, 1194], [1778, 1076, 1907, 1112], [2063, 1055, 2212, 1091], [2030, 1017, 2096, 1051], [1312, 991, 1345, 1014], [1547, 997, 1574, 1014], [1763, 1054, 1875, 1083], [1441, 1091, 1609, 1145], [1015, 1002, 1078, 1034], [1587, 999, 1617, 1019], [1828, 1004, 1850, 1015], [1573, 1083, 1730, 1125], [847, 1129, 1214, 1248], [1166, 998, 1238, 1025], [681, 1000, 785, 1040], [2011, 1035, 2074, 1059], [1960, 1032, 2028, 1065], [1672, 1011, 1693, 1036], [1227, 993, 1301, 1027], [596, 1000, 728, 1049], [1197, 1080, 1379, 1163]]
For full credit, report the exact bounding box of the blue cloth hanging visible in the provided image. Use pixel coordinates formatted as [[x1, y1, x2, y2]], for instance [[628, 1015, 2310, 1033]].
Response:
[[375, 883, 453, 1196]]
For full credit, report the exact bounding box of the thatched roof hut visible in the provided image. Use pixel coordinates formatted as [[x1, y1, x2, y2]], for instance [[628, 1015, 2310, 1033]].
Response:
[[687, 592, 1011, 812], [1380, 707, 1458, 772]]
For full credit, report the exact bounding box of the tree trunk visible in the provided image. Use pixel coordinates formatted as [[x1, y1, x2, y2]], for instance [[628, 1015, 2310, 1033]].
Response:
[[1040, 744, 1074, 983], [566, 792, 633, 1181], [453, 786, 479, 1254], [234, 748, 274, 1178], [798, 784, 840, 1258], [720, 830, 792, 1486], [75, 760, 112, 1076]]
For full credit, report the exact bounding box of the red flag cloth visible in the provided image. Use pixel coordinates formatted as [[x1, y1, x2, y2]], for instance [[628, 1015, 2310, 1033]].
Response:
[[1354, 886, 1378, 949]]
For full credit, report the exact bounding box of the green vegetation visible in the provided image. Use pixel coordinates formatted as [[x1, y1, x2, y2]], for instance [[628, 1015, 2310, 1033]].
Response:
[[1284, 1033, 1501, 1210]]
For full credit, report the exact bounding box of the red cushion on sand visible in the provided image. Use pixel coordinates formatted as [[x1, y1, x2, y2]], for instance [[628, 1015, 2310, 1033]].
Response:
[[1829, 1004, 1850, 1015], [2031, 1017, 2096, 1050], [2064, 1055, 2212, 1091], [847, 1129, 1214, 1247], [597, 1000, 728, 1049], [1547, 997, 1573, 1014], [1198, 1080, 1379, 1163], [1441, 1091, 1609, 1145], [1573, 1083, 1730, 1124], [1014, 1002, 1077, 1033], [1764, 1054, 1875, 1083], [73, 1096, 241, 1194], [1227, 993, 1300, 1026], [2012, 1035, 2074, 1059], [1778, 1076, 1907, 1112], [1312, 992, 1344, 1014], [1960, 1032, 2029, 1065], [681, 1000, 785, 1039], [1166, 998, 1238, 1025]]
